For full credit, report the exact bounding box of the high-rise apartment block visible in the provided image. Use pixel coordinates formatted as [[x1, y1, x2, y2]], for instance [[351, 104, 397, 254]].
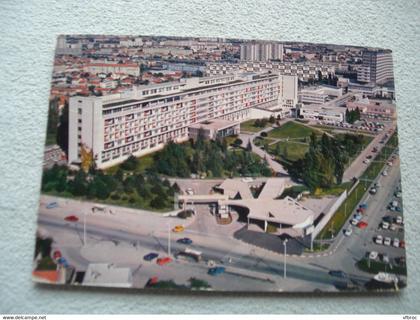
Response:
[[68, 73, 297, 169], [357, 50, 394, 84], [240, 42, 283, 62]]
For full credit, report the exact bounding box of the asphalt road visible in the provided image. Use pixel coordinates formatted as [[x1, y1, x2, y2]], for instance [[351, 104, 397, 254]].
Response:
[[38, 212, 355, 289]]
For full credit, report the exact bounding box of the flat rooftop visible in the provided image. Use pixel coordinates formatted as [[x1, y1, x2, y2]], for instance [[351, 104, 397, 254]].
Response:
[[189, 119, 240, 131]]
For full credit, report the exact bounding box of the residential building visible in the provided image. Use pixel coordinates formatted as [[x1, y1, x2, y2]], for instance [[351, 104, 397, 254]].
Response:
[[346, 96, 396, 120], [68, 72, 295, 169], [206, 61, 335, 82], [240, 42, 283, 61], [84, 63, 140, 77], [357, 50, 394, 84]]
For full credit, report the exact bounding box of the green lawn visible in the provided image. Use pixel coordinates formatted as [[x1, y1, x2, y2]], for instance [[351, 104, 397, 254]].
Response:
[[268, 141, 309, 162], [240, 119, 271, 132], [267, 121, 317, 139], [105, 153, 155, 175]]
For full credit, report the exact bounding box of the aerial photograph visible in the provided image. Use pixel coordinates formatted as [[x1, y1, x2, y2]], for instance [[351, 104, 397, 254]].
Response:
[[33, 34, 406, 292]]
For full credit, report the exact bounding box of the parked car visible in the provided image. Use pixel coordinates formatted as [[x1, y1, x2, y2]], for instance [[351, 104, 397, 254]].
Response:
[[172, 225, 185, 233], [143, 252, 159, 261], [382, 254, 390, 264], [156, 257, 173, 266], [400, 240, 406, 249], [177, 238, 193, 245], [382, 170, 388, 176], [381, 221, 390, 230], [375, 235, 383, 245], [357, 221, 368, 229], [369, 251, 379, 260], [382, 216, 393, 223], [185, 188, 194, 195], [363, 159, 370, 164], [384, 237, 392, 246], [393, 238, 400, 248], [146, 276, 159, 286], [46, 202, 58, 209], [328, 270, 348, 278], [64, 215, 79, 222], [208, 266, 226, 276], [354, 213, 363, 221], [350, 218, 359, 226], [344, 228, 352, 236]]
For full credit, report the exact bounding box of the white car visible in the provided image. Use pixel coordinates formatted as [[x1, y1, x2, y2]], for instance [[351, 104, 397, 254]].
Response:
[[185, 188, 194, 195], [389, 224, 397, 231], [387, 161, 393, 167], [382, 171, 388, 176], [344, 228, 352, 236], [375, 235, 383, 245], [350, 218, 359, 226], [384, 237, 392, 246], [381, 221, 390, 230], [393, 238, 400, 248], [369, 251, 378, 260], [241, 177, 254, 183], [396, 216, 403, 224], [363, 159, 370, 164]]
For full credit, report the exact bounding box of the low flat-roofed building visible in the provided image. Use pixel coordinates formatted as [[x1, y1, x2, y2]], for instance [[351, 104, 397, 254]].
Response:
[[188, 119, 240, 141], [299, 85, 343, 105], [83, 263, 132, 288], [347, 96, 396, 120], [299, 104, 344, 123]]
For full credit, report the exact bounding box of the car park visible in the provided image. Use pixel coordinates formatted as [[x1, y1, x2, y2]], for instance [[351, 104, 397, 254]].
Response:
[[208, 266, 226, 276], [144, 253, 159, 261], [393, 238, 400, 248], [375, 235, 383, 245], [156, 257, 173, 266], [177, 238, 193, 245], [384, 237, 392, 246]]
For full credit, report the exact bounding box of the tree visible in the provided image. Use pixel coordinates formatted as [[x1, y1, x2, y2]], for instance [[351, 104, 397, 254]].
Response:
[[46, 98, 59, 145], [246, 140, 252, 152], [80, 144, 94, 173], [56, 101, 69, 154], [121, 155, 139, 171], [150, 195, 166, 209], [283, 144, 289, 160]]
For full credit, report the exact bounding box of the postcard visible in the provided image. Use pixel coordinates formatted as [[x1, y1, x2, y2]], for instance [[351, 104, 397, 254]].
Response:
[[33, 35, 406, 292]]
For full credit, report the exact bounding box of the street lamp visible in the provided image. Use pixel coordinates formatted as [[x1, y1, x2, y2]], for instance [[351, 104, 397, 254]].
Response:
[[283, 238, 288, 279], [167, 221, 171, 256]]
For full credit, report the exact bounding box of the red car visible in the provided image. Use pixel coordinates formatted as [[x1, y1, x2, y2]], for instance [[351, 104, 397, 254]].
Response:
[[357, 221, 368, 229], [64, 215, 79, 222], [52, 250, 62, 260], [147, 276, 159, 286], [156, 257, 172, 266], [400, 240, 405, 249]]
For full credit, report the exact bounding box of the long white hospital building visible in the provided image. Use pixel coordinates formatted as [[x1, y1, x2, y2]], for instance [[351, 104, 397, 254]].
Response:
[[68, 73, 297, 169]]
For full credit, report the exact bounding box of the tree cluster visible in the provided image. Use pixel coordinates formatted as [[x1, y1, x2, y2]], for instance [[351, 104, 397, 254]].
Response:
[[345, 107, 361, 124], [288, 133, 346, 190], [153, 133, 272, 178], [42, 161, 177, 210]]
